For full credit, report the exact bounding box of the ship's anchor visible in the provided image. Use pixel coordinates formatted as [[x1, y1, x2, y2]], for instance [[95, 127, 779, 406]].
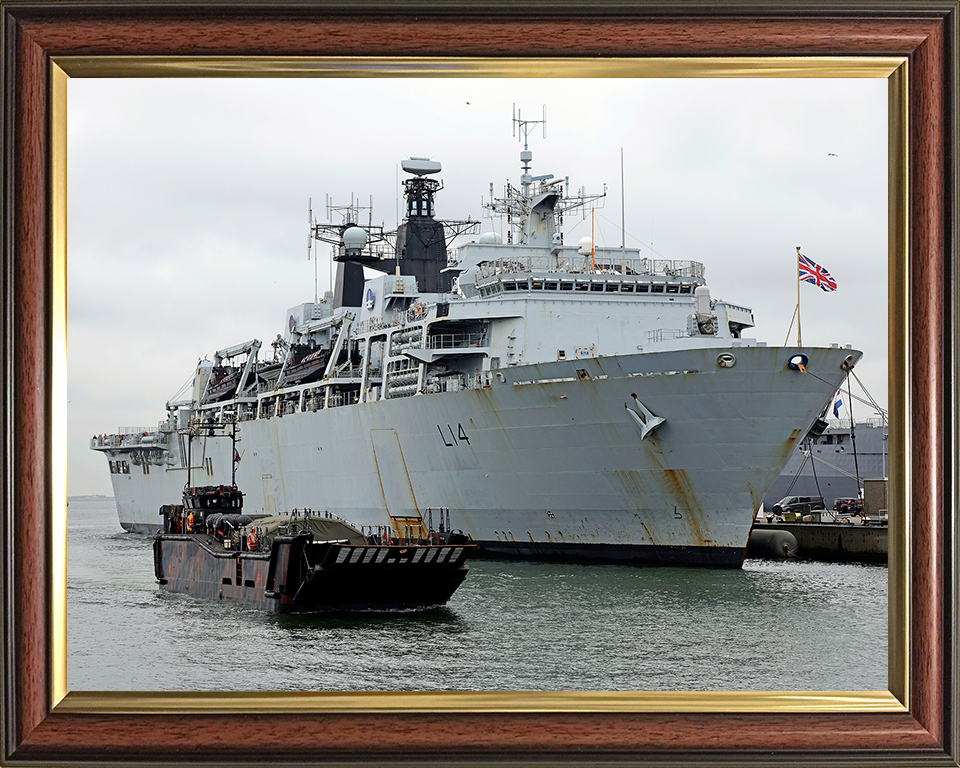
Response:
[[625, 394, 666, 441]]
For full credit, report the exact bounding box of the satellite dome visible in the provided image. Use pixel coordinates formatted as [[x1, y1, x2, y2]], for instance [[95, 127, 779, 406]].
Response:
[[342, 226, 367, 254], [578, 236, 593, 256], [695, 285, 712, 315], [479, 231, 503, 245]]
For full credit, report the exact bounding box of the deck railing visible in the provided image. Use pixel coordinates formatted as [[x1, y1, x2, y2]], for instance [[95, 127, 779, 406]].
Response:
[[474, 253, 705, 280], [426, 333, 487, 349]]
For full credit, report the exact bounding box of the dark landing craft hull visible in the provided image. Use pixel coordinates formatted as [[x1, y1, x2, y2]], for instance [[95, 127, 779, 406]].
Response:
[[476, 540, 746, 567], [153, 534, 472, 613]]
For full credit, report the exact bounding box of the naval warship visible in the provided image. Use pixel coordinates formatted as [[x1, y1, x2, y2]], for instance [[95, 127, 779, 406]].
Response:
[[92, 111, 862, 566], [764, 417, 887, 508]]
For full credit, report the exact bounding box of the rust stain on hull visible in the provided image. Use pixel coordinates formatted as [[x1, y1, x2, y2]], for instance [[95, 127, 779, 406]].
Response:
[[614, 458, 713, 548], [662, 468, 711, 546], [662, 468, 696, 514], [636, 518, 655, 545], [778, 428, 803, 460]]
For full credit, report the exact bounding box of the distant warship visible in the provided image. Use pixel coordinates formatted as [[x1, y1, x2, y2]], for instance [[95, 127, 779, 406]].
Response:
[[765, 418, 887, 507]]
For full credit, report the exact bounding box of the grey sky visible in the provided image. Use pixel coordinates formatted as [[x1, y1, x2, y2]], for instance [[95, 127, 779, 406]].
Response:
[[67, 77, 888, 497]]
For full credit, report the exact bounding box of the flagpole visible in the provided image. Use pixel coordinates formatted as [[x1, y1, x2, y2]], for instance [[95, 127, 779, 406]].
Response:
[[796, 246, 802, 347]]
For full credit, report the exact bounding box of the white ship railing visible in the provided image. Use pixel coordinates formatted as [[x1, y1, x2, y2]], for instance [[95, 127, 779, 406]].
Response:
[[426, 333, 487, 349], [823, 417, 887, 429], [90, 429, 169, 449], [475, 254, 705, 280], [355, 317, 397, 334], [647, 328, 688, 343], [724, 301, 753, 315]]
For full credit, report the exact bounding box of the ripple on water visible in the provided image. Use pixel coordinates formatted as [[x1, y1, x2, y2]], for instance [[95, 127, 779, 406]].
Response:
[[68, 502, 887, 692]]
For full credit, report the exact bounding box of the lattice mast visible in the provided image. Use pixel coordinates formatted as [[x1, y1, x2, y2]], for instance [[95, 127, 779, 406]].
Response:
[[484, 104, 606, 246]]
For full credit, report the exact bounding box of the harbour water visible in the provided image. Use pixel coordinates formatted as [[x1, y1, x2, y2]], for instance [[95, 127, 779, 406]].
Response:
[[68, 499, 888, 692]]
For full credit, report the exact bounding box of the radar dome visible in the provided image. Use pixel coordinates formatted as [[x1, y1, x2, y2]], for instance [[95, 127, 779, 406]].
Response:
[[479, 231, 503, 245], [342, 226, 367, 254], [695, 285, 712, 315], [578, 236, 593, 256]]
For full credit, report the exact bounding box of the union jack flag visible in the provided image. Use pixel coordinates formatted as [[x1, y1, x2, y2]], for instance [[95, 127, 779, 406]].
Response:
[[798, 253, 837, 292]]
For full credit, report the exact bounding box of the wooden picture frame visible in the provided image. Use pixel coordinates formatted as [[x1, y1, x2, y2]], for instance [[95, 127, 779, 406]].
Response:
[[2, 2, 957, 765]]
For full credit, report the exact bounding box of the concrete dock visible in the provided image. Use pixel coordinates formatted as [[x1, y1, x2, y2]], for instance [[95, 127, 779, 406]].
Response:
[[749, 521, 887, 564]]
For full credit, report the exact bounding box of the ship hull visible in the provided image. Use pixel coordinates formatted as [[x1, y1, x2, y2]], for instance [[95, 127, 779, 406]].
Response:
[[153, 535, 471, 613], [108, 345, 856, 565], [474, 539, 744, 566]]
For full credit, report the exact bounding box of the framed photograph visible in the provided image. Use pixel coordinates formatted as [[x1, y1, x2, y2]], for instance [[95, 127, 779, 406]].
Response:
[[63, 74, 891, 696], [2, 2, 956, 765]]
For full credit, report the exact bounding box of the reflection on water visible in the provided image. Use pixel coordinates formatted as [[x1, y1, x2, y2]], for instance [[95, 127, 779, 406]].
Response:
[[68, 500, 887, 692]]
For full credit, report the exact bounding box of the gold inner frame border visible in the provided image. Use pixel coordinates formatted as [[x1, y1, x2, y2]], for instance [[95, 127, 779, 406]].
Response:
[[50, 55, 908, 716]]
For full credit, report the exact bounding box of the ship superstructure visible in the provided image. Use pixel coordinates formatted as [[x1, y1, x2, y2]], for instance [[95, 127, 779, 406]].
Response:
[[93, 110, 862, 566]]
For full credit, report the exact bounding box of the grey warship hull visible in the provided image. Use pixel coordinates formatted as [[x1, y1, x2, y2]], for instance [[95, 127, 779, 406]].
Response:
[[99, 344, 855, 566]]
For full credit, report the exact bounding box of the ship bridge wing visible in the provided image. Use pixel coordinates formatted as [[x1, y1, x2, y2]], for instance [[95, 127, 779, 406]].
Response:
[[404, 346, 490, 364]]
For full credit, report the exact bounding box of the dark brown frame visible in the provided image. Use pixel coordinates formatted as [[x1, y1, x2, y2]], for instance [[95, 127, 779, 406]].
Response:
[[2, 3, 957, 765]]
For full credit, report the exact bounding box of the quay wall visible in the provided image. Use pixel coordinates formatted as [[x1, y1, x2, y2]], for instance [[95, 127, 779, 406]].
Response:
[[750, 522, 886, 564]]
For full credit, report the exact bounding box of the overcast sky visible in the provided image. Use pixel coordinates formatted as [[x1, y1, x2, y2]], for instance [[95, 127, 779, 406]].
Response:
[[66, 77, 888, 497]]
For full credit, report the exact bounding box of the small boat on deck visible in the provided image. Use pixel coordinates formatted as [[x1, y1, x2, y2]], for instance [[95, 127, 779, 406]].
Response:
[[154, 484, 474, 613]]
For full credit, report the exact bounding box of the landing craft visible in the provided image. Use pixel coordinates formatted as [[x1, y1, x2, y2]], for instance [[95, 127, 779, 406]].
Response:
[[94, 108, 861, 567], [155, 479, 473, 613]]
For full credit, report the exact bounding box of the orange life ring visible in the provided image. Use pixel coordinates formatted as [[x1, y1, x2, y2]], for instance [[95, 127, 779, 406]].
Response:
[[246, 532, 257, 551]]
